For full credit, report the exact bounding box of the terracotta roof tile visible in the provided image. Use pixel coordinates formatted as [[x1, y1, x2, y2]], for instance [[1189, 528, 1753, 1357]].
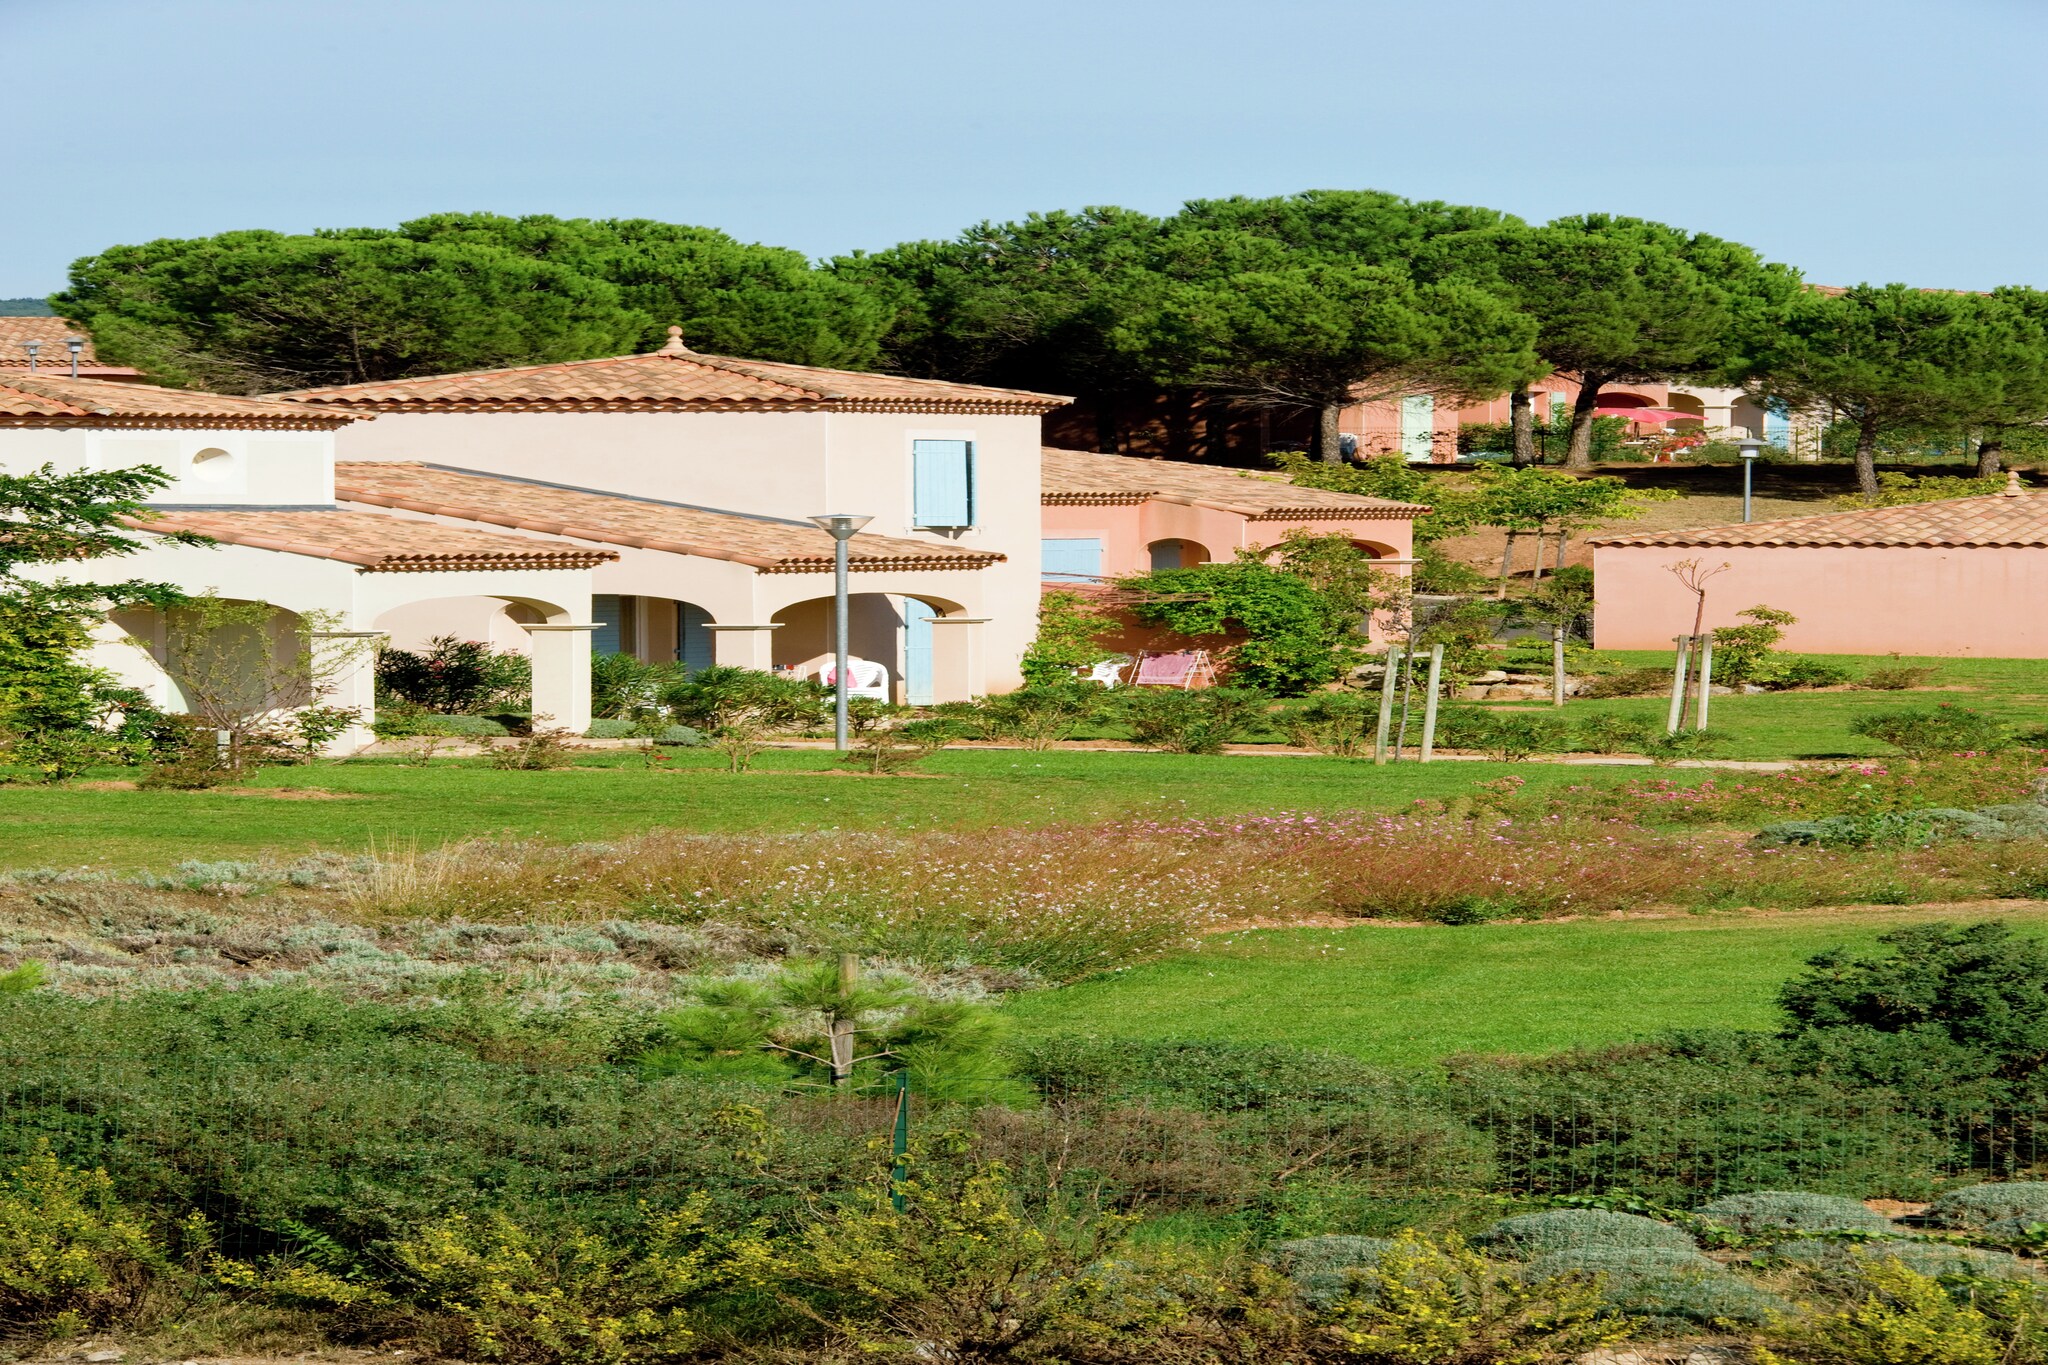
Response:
[[277, 331, 1070, 415], [125, 509, 617, 572], [1040, 447, 1429, 521], [333, 463, 1005, 575], [0, 317, 144, 378], [1589, 487, 2048, 549], [0, 374, 355, 429]]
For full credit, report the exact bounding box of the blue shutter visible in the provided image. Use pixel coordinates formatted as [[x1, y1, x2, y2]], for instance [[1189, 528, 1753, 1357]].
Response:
[[1041, 538, 1103, 581], [913, 439, 974, 527], [591, 594, 622, 657], [1763, 403, 1792, 447], [676, 601, 714, 674], [903, 598, 936, 705]]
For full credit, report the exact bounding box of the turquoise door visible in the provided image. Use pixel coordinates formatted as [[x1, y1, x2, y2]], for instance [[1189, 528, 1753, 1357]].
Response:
[[904, 598, 936, 705]]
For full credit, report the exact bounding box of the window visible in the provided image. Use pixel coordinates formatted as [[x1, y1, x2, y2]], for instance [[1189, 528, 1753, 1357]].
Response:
[[913, 439, 975, 528], [592, 594, 636, 658], [1041, 538, 1103, 582], [190, 447, 236, 483], [676, 602, 714, 673]]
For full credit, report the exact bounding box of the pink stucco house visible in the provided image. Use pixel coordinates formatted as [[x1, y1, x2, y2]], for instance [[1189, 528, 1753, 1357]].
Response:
[[1590, 475, 2048, 656], [1038, 447, 1424, 581]]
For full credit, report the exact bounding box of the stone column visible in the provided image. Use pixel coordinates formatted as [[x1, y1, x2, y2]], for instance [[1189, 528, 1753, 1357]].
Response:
[[521, 623, 597, 734], [925, 616, 990, 702], [706, 623, 781, 670]]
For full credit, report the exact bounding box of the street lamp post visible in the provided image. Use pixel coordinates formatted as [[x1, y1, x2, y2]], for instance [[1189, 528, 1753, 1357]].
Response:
[[807, 513, 873, 750], [65, 337, 83, 379], [1735, 435, 1765, 522]]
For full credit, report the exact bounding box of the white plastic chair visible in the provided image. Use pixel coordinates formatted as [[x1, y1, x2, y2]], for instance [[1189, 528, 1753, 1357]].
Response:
[[823, 656, 890, 701], [1082, 656, 1131, 688]]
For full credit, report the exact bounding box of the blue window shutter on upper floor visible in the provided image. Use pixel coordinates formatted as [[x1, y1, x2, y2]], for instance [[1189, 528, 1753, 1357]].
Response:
[[1041, 537, 1103, 581], [591, 594, 623, 657], [913, 439, 974, 527]]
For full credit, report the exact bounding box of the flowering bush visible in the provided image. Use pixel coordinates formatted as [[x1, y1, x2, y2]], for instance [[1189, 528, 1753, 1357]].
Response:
[[0, 1145, 162, 1331]]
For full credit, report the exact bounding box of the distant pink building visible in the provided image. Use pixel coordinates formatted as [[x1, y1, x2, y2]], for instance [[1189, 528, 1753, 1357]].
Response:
[[1590, 478, 2048, 656], [1038, 447, 1423, 581]]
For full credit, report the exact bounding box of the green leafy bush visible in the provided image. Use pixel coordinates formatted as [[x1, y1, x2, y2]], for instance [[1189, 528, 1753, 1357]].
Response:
[[1861, 659, 1940, 691], [376, 635, 529, 713], [957, 683, 1102, 750], [1758, 1257, 2028, 1365], [659, 666, 827, 733], [1283, 690, 1380, 757], [584, 718, 639, 739], [1641, 727, 1734, 765], [590, 652, 683, 724], [1690, 1190, 1893, 1236], [1457, 710, 1573, 761], [1755, 805, 2048, 849], [1018, 591, 1115, 685], [1575, 714, 1652, 754], [1851, 704, 2010, 758], [1117, 687, 1270, 755], [1525, 1246, 1787, 1325], [1709, 605, 1797, 686], [0, 1145, 163, 1331], [1578, 666, 1670, 699], [1924, 1181, 2048, 1231], [1476, 1208, 1695, 1258], [1120, 559, 1363, 694], [1765, 657, 1855, 689]]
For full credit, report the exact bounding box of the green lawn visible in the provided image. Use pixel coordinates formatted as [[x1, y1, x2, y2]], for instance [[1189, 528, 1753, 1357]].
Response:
[[0, 746, 1672, 870], [1002, 905, 2048, 1068], [1529, 653, 2048, 761]]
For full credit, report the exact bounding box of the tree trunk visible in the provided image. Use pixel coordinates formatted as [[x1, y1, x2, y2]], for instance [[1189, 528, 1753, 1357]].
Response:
[[1565, 376, 1606, 470], [1315, 401, 1346, 464], [1853, 413, 1880, 498], [1509, 383, 1536, 466], [1497, 530, 1516, 599], [1978, 436, 2005, 479], [1556, 527, 1570, 573]]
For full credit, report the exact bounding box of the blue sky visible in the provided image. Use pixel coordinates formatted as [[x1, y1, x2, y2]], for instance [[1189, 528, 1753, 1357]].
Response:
[[3, 0, 2043, 297]]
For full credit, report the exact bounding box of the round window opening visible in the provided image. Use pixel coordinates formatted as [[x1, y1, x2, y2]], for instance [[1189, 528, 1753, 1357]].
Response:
[[190, 448, 236, 483]]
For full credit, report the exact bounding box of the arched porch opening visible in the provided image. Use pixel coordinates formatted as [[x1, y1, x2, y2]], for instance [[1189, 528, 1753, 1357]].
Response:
[[770, 591, 975, 703], [370, 591, 587, 736], [1147, 538, 1210, 570]]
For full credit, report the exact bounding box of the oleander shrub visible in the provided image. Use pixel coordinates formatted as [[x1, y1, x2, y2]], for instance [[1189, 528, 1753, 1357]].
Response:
[[1265, 1234, 1395, 1306], [376, 636, 529, 714], [1925, 1181, 2048, 1230], [1524, 1246, 1787, 1326], [1852, 704, 2010, 758], [1432, 706, 1573, 761], [1282, 690, 1379, 757], [1691, 1190, 1894, 1236], [1476, 1208, 1696, 1258]]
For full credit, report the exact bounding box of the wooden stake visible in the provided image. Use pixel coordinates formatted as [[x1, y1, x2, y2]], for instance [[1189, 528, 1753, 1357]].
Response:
[[830, 952, 858, 1086], [1551, 624, 1567, 708], [1420, 643, 1444, 762], [1666, 636, 1693, 735], [1373, 643, 1402, 765], [1694, 632, 1715, 731]]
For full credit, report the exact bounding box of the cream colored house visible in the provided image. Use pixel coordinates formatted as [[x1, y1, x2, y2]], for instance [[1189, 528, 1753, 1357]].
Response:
[[281, 330, 1069, 701], [0, 374, 614, 749]]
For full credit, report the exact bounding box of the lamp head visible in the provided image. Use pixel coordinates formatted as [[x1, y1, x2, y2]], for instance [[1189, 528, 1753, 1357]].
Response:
[[807, 513, 873, 540], [1735, 435, 1764, 460], [64, 336, 83, 355]]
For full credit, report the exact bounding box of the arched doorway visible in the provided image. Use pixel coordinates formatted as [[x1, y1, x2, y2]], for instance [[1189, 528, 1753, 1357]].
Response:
[[1147, 538, 1210, 570]]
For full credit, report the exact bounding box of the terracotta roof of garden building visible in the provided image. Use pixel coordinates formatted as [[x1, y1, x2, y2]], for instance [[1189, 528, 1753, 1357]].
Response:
[[276, 329, 1071, 416], [1039, 447, 1430, 520], [0, 317, 143, 379], [333, 463, 1007, 575], [1590, 475, 2048, 549], [122, 508, 617, 572], [0, 374, 355, 429]]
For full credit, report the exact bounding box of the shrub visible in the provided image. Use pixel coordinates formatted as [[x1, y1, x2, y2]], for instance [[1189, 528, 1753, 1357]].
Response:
[[1578, 667, 1670, 699], [1754, 806, 2046, 849], [660, 667, 827, 734], [1575, 714, 1651, 754], [1712, 605, 1797, 686], [1641, 727, 1734, 765], [1690, 1190, 1893, 1236], [584, 718, 639, 739], [393, 1203, 722, 1365], [590, 652, 683, 724], [1773, 1239, 2041, 1283], [1018, 591, 1115, 685], [1924, 1181, 2048, 1231], [1862, 658, 1940, 691], [376, 635, 529, 713], [1283, 690, 1380, 757], [971, 684, 1102, 750], [1852, 704, 2009, 758], [1474, 711, 1574, 762], [1265, 1234, 1395, 1306], [1119, 687, 1269, 755], [1766, 657, 1855, 690], [1757, 1257, 2022, 1365], [1476, 1208, 1695, 1259], [487, 726, 578, 771], [836, 720, 952, 775], [1524, 1246, 1787, 1326], [0, 1145, 162, 1331]]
